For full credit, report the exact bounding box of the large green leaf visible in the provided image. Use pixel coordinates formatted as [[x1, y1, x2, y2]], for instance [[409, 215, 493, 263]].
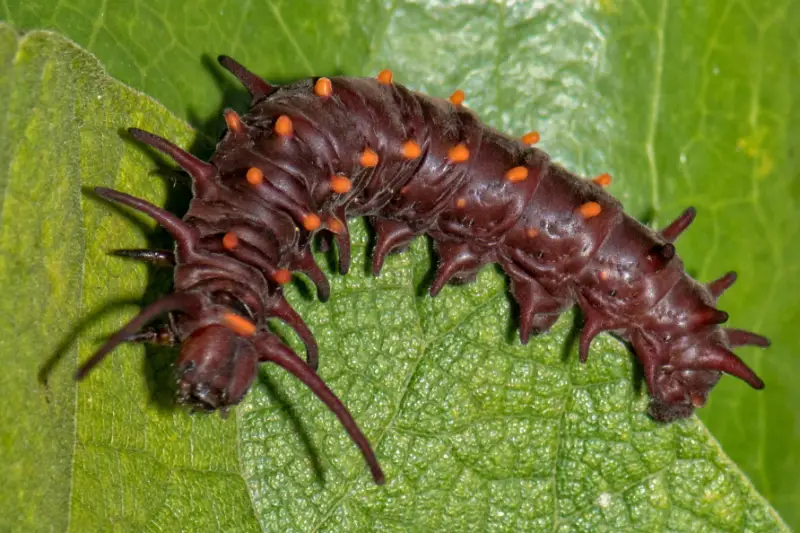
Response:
[[1, 0, 797, 530]]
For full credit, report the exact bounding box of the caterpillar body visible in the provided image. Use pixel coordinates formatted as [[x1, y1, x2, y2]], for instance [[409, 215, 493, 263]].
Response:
[[76, 56, 769, 485]]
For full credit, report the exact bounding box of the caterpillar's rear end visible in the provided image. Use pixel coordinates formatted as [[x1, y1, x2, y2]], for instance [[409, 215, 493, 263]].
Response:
[[75, 56, 768, 484]]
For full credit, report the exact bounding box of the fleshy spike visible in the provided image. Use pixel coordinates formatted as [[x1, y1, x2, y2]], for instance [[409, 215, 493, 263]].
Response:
[[258, 336, 385, 484], [725, 329, 771, 348], [708, 271, 737, 298], [682, 346, 764, 389], [94, 187, 197, 257], [75, 293, 202, 380], [128, 128, 215, 185], [579, 319, 605, 363], [267, 295, 320, 370], [429, 242, 482, 297], [689, 306, 729, 330], [218, 55, 274, 99], [661, 207, 696, 242]]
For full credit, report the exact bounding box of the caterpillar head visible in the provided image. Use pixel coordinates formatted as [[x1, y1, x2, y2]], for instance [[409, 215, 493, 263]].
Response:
[[645, 332, 766, 422], [175, 324, 258, 411]]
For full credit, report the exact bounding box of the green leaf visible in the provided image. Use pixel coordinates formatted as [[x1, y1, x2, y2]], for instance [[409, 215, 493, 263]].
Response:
[[1, 0, 797, 529]]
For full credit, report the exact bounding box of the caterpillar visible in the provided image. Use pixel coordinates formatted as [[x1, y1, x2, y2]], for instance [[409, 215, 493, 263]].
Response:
[[75, 56, 770, 485]]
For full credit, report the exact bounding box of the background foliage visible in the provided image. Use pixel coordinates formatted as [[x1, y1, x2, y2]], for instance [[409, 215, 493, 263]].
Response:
[[1, 1, 797, 531]]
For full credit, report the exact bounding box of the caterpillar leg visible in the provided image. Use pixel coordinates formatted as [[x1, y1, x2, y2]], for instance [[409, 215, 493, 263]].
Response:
[[660, 207, 696, 242], [112, 248, 175, 267], [256, 333, 385, 484]]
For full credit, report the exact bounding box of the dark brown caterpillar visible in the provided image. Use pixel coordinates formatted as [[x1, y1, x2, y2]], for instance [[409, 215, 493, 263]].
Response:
[[75, 56, 769, 485]]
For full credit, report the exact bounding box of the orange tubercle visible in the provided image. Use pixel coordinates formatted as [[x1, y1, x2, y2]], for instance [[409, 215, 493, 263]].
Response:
[[360, 148, 380, 167], [222, 313, 257, 337], [246, 167, 264, 185], [314, 77, 333, 97], [449, 89, 465, 106], [224, 109, 243, 133], [447, 144, 470, 163], [330, 174, 352, 194], [521, 131, 540, 145], [578, 201, 602, 219], [222, 232, 239, 250], [456, 197, 467, 208], [302, 213, 322, 231], [401, 140, 422, 160], [592, 172, 612, 187], [599, 270, 609, 281], [275, 115, 293, 136], [526, 227, 539, 238], [272, 269, 292, 285], [505, 166, 529, 182], [377, 69, 393, 84], [327, 218, 344, 234]]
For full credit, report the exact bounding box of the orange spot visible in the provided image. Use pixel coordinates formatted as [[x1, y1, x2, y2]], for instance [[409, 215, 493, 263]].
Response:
[[246, 167, 264, 185], [505, 166, 529, 182], [578, 201, 602, 219], [327, 218, 344, 234], [275, 115, 293, 136], [314, 77, 333, 97], [598, 270, 609, 281], [449, 89, 465, 106], [521, 131, 540, 145], [272, 269, 292, 285], [401, 140, 422, 159], [400, 185, 410, 195], [447, 144, 470, 163], [222, 313, 257, 337], [302, 213, 321, 231], [224, 110, 243, 133], [526, 227, 539, 238], [456, 197, 467, 208], [360, 148, 379, 167], [222, 232, 239, 250], [330, 174, 352, 194], [377, 69, 393, 84], [592, 172, 612, 187]]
